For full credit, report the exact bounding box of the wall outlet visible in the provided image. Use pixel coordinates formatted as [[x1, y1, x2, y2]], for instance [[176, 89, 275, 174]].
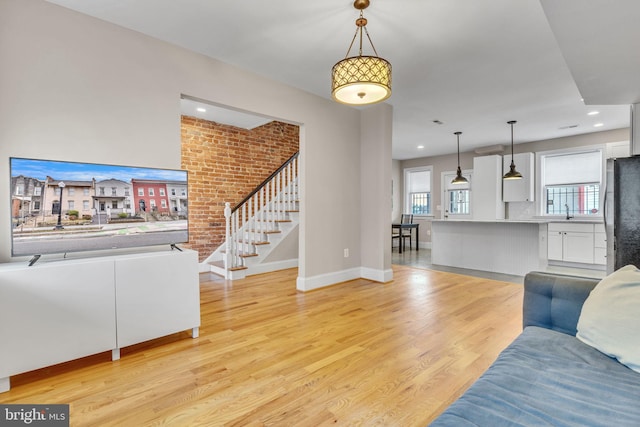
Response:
[[344, 248, 349, 258]]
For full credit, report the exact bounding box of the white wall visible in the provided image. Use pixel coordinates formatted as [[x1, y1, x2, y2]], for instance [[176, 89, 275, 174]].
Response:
[[360, 104, 393, 283], [0, 0, 389, 288], [391, 160, 402, 223]]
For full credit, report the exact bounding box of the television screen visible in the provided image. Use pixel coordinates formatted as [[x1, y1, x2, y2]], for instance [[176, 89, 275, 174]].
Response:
[[10, 157, 188, 257]]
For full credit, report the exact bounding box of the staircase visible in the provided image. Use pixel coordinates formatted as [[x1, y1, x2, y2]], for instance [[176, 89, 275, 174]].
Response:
[[205, 152, 299, 279]]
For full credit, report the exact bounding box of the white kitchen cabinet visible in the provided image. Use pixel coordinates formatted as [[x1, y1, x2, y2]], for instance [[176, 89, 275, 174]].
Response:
[[594, 224, 607, 265], [547, 229, 564, 261], [503, 152, 535, 202], [563, 232, 595, 264], [548, 223, 597, 265], [472, 155, 505, 220]]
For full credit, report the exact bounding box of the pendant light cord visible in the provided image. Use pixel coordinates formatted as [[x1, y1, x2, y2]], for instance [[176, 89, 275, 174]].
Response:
[[343, 10, 380, 58], [508, 120, 516, 162]]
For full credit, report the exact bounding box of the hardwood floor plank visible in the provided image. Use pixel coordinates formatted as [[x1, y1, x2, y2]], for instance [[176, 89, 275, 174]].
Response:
[[1, 265, 523, 426]]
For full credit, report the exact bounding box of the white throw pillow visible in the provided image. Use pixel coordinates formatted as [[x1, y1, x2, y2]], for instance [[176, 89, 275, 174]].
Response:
[[577, 264, 640, 373]]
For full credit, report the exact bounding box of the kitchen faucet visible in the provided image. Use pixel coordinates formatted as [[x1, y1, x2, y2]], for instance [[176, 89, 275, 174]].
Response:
[[565, 204, 573, 220]]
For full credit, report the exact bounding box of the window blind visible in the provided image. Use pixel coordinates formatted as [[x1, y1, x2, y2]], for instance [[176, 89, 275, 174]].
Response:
[[408, 170, 431, 193], [544, 150, 601, 185]]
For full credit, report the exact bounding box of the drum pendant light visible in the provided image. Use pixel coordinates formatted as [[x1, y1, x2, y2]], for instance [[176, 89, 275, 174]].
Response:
[[503, 120, 523, 180], [451, 131, 469, 184], [331, 0, 392, 105]]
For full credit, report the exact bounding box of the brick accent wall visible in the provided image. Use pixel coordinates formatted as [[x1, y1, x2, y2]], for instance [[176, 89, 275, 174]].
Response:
[[181, 116, 299, 262]]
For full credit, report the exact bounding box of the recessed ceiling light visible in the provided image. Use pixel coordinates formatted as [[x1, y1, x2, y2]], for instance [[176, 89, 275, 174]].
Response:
[[594, 123, 604, 128], [587, 111, 599, 116], [196, 107, 207, 112], [417, 145, 425, 149]]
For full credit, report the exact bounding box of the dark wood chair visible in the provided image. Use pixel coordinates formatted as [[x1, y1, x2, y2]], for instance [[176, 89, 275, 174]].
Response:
[[392, 214, 414, 251]]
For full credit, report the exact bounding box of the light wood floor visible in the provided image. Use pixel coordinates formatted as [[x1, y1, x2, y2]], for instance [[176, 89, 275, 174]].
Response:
[[2, 265, 523, 426]]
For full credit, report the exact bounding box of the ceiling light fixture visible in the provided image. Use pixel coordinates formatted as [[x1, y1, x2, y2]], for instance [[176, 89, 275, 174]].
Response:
[[451, 132, 469, 185], [594, 123, 604, 127], [587, 111, 600, 116], [503, 120, 523, 180], [331, 0, 391, 105]]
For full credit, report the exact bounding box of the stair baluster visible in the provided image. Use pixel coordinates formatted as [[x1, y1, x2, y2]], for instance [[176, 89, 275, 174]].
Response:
[[219, 152, 299, 278]]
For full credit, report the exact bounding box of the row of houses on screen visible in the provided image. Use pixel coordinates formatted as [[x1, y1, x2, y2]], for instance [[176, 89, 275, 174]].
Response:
[[10, 176, 188, 224]]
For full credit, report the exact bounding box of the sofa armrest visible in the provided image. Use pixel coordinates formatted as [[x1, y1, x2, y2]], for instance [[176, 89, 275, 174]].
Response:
[[523, 271, 600, 336]]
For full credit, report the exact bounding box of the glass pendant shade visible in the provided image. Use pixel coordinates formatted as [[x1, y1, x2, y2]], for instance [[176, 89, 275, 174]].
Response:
[[331, 0, 391, 106], [503, 120, 523, 180], [452, 131, 469, 184]]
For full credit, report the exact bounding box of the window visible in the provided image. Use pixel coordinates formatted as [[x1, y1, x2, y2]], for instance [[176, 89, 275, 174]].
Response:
[[404, 167, 432, 215], [68, 200, 74, 210], [448, 190, 470, 214], [441, 171, 472, 218], [540, 149, 603, 216], [181, 188, 186, 196], [138, 188, 144, 196], [161, 199, 167, 208], [15, 184, 24, 195], [34, 186, 41, 196], [442, 170, 472, 217], [125, 187, 130, 196], [150, 199, 156, 208], [68, 188, 75, 196], [111, 187, 117, 196], [160, 188, 165, 196], [112, 201, 118, 209], [100, 187, 105, 196], [83, 200, 89, 210], [149, 188, 155, 196], [84, 188, 90, 196], [171, 189, 176, 196]]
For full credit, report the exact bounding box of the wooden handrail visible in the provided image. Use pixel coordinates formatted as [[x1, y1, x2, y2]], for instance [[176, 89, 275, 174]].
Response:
[[232, 151, 299, 213]]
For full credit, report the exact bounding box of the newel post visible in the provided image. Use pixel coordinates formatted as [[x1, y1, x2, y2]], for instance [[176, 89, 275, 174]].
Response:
[[224, 202, 232, 275]]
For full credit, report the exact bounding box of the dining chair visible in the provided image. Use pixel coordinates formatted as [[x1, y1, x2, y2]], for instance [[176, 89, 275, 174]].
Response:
[[392, 214, 414, 251]]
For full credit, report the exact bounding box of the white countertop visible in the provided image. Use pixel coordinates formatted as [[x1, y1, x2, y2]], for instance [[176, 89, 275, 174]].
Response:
[[431, 218, 603, 224]]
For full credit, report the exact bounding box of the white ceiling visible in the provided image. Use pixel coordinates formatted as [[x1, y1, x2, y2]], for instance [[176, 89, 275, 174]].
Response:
[[45, 0, 639, 159]]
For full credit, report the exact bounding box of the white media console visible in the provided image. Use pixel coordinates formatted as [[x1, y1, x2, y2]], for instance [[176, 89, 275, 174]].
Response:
[[0, 249, 200, 392]]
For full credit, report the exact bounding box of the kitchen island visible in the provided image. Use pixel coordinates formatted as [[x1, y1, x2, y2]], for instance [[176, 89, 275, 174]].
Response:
[[431, 220, 548, 276]]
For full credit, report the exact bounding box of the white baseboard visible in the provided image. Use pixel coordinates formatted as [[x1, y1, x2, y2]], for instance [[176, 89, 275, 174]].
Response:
[[297, 268, 361, 292], [361, 267, 393, 283], [248, 259, 299, 276], [198, 262, 212, 273], [296, 266, 395, 292]]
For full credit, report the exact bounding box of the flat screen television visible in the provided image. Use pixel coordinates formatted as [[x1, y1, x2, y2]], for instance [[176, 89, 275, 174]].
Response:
[[10, 157, 188, 259]]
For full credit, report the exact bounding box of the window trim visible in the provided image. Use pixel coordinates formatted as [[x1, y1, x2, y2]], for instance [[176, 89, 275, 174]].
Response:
[[536, 145, 605, 218], [403, 166, 433, 217]]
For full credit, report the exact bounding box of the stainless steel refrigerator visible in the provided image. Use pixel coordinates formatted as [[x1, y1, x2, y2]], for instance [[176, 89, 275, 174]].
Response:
[[605, 156, 640, 273]]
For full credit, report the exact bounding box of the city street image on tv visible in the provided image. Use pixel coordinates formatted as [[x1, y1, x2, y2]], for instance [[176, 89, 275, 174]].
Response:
[[10, 157, 188, 257]]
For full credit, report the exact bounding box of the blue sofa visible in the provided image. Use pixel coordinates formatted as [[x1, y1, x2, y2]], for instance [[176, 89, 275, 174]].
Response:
[[430, 271, 640, 426]]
